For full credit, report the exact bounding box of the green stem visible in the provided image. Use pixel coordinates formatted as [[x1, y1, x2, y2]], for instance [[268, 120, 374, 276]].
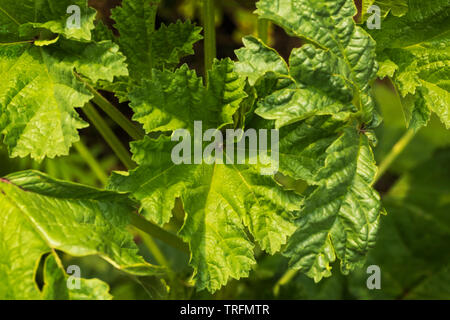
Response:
[[273, 269, 298, 296], [202, 0, 216, 76], [374, 129, 416, 184], [137, 230, 171, 268], [130, 212, 189, 254], [76, 74, 144, 141], [73, 140, 108, 185], [257, 19, 269, 44], [82, 102, 136, 170], [373, 77, 418, 184]]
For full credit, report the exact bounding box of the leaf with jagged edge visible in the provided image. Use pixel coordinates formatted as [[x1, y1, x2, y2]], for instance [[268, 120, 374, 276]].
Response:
[[0, 0, 96, 42], [0, 38, 128, 161], [368, 0, 450, 130], [254, 0, 379, 127], [231, 0, 384, 283], [277, 116, 347, 183], [235, 36, 290, 86], [236, 36, 357, 128], [112, 0, 202, 82], [108, 57, 302, 292], [130, 59, 246, 133], [111, 0, 158, 82], [152, 20, 203, 69], [284, 127, 383, 282], [361, 0, 408, 21], [41, 254, 113, 300], [109, 134, 301, 293], [0, 170, 162, 300]]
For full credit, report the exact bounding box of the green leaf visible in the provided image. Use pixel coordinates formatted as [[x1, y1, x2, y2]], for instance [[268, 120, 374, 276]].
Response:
[[237, 36, 357, 128], [111, 0, 159, 81], [368, 0, 450, 130], [255, 0, 379, 125], [235, 36, 289, 86], [0, 170, 161, 300], [0, 39, 127, 161], [152, 20, 203, 69], [284, 127, 383, 282], [130, 59, 246, 133], [109, 57, 302, 292], [109, 135, 301, 293], [112, 0, 202, 81], [361, 0, 408, 21], [277, 116, 346, 183], [41, 254, 113, 300], [0, 0, 96, 42]]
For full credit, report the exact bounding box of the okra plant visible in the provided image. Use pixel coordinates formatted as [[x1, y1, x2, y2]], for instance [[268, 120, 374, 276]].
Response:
[[0, 0, 448, 300]]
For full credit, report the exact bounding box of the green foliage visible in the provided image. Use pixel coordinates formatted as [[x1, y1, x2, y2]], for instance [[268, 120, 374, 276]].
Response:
[[0, 171, 161, 299], [0, 0, 127, 161], [109, 58, 302, 292], [367, 0, 450, 130], [234, 0, 384, 283], [112, 0, 202, 81]]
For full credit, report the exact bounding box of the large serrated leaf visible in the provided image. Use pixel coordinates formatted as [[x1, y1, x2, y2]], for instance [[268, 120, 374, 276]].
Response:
[[130, 59, 246, 133], [0, 39, 128, 161], [0, 171, 161, 300], [284, 127, 383, 281], [109, 134, 301, 293]]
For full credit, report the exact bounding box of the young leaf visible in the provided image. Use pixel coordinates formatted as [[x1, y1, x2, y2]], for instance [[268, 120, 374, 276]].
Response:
[[130, 59, 246, 133], [112, 0, 202, 82], [368, 0, 450, 130], [0, 171, 161, 299], [109, 58, 302, 292], [234, 0, 385, 282]]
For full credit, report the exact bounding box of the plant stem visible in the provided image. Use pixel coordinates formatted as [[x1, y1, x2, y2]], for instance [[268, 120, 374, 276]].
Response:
[[130, 212, 190, 254], [82, 102, 136, 170], [273, 269, 298, 296], [374, 128, 416, 184], [202, 0, 216, 76], [373, 77, 418, 184], [137, 229, 171, 268], [75, 74, 145, 141], [73, 140, 108, 185], [257, 19, 269, 44], [91, 90, 144, 141]]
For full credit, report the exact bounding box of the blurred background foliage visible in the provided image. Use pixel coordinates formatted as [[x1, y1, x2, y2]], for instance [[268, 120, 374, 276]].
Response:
[[2, 0, 449, 299]]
